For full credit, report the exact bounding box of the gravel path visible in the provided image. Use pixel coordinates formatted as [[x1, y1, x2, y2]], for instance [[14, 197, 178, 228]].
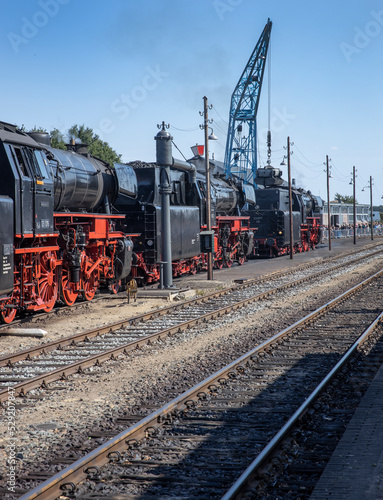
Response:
[[1, 250, 383, 498]]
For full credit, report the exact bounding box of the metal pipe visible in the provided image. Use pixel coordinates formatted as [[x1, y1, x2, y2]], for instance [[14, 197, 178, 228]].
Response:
[[159, 167, 173, 288], [171, 158, 197, 183], [155, 122, 174, 289]]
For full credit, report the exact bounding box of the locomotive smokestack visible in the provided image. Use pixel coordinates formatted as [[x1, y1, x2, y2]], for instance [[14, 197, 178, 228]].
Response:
[[27, 132, 51, 146], [66, 140, 89, 156]]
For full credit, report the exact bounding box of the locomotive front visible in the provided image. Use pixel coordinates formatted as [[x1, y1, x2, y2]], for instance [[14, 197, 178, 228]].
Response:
[[0, 122, 138, 322]]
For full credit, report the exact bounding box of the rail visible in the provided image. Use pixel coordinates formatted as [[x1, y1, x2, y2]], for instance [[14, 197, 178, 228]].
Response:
[[1, 245, 383, 403], [17, 268, 383, 500], [222, 310, 383, 499]]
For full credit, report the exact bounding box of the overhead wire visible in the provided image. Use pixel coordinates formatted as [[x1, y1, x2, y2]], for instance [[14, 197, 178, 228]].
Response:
[[211, 106, 229, 126], [170, 125, 199, 132], [293, 143, 323, 167]]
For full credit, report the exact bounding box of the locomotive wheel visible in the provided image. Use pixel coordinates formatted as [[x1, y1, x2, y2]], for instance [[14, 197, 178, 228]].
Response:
[[189, 263, 197, 275], [0, 300, 16, 324], [38, 251, 58, 313], [238, 256, 246, 266], [61, 267, 78, 306], [225, 259, 233, 268], [214, 260, 224, 270], [108, 281, 121, 294], [81, 261, 97, 302]]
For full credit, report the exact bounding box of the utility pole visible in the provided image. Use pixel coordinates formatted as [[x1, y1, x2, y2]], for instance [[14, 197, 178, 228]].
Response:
[[370, 175, 373, 241], [353, 166, 356, 245], [287, 137, 293, 260], [201, 96, 214, 280], [326, 155, 331, 251]]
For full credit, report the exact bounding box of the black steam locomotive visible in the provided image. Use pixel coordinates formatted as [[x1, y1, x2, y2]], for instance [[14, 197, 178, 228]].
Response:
[[0, 120, 322, 324], [0, 121, 136, 323], [247, 165, 323, 256]]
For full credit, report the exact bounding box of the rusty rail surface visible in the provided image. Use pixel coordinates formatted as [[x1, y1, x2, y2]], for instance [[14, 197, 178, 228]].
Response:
[[18, 268, 383, 500]]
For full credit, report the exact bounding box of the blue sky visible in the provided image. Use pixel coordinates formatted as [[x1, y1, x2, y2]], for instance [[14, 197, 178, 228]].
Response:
[[1, 0, 382, 204]]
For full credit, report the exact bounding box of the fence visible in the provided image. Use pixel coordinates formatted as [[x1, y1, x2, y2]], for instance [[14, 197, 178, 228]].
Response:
[[322, 227, 383, 240]]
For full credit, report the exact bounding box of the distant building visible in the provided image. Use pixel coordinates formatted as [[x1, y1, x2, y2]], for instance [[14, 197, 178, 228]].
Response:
[[373, 211, 381, 222], [322, 201, 372, 226]]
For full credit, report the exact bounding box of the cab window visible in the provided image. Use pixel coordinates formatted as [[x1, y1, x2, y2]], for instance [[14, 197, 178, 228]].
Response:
[[13, 147, 29, 177], [33, 150, 50, 179]]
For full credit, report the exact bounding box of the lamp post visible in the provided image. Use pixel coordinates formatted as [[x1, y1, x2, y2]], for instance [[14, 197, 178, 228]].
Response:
[[287, 138, 294, 259], [370, 176, 373, 241], [281, 137, 294, 259], [326, 155, 331, 251], [362, 177, 374, 240], [349, 167, 356, 244], [199, 96, 217, 280]]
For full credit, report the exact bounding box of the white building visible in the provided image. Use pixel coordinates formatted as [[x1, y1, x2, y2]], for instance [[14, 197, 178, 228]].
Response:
[[322, 202, 372, 226]]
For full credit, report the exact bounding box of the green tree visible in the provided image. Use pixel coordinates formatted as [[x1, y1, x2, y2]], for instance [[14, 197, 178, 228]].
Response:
[[21, 123, 121, 165], [50, 128, 66, 150], [18, 125, 47, 133], [29, 126, 48, 133], [334, 193, 357, 204], [68, 124, 121, 166]]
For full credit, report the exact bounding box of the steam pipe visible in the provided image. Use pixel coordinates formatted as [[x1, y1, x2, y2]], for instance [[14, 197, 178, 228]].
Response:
[[171, 158, 196, 183]]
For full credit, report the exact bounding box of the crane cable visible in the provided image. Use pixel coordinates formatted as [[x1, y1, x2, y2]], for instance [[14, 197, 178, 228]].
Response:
[[266, 37, 272, 165], [268, 37, 271, 134]]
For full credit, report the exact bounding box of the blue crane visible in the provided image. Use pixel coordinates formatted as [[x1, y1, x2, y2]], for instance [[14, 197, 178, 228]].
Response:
[[223, 19, 272, 184]]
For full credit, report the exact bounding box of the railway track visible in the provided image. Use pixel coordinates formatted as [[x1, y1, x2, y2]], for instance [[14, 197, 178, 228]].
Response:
[[0, 244, 382, 403], [16, 268, 383, 499], [0, 241, 381, 335]]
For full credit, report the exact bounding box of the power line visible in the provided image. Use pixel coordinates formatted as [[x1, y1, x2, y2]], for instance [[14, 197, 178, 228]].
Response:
[[293, 142, 323, 167], [211, 106, 229, 125], [170, 125, 199, 132]]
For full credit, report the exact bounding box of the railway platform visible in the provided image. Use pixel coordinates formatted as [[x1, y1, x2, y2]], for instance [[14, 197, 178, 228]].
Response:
[[174, 236, 383, 289], [135, 237, 383, 299], [310, 361, 383, 499]]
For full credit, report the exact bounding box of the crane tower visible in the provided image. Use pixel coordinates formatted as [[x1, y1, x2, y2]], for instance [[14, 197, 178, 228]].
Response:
[[223, 19, 272, 183]]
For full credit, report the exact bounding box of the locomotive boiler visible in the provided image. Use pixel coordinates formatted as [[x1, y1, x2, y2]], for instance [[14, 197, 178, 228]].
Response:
[[0, 121, 137, 323]]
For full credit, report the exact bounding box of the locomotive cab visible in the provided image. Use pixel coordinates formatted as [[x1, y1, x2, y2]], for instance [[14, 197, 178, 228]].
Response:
[[0, 123, 54, 236], [0, 196, 14, 296]]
